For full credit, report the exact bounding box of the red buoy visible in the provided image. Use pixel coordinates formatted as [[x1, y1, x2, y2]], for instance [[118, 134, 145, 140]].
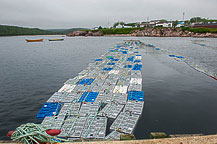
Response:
[[7, 131, 14, 137], [46, 129, 61, 136], [210, 75, 217, 81]]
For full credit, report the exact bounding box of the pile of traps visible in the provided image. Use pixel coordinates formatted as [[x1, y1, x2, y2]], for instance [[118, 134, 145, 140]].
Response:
[[37, 40, 145, 140]]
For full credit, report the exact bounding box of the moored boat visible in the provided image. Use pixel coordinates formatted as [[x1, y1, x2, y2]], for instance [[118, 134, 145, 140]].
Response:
[[25, 39, 44, 42], [48, 38, 64, 41]]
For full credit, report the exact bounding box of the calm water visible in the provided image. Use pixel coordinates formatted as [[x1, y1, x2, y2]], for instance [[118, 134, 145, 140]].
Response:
[[0, 36, 217, 140]]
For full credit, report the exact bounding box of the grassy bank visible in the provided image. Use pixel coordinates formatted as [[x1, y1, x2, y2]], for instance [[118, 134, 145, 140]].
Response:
[[182, 27, 217, 33], [100, 28, 143, 35], [0, 25, 56, 36], [84, 28, 143, 35]]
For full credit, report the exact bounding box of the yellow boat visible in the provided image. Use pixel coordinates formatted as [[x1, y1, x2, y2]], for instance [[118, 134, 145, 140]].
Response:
[[48, 38, 64, 41], [25, 39, 44, 42]]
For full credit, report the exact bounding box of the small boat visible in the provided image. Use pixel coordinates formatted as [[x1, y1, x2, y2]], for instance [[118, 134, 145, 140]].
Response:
[[48, 38, 64, 41], [25, 39, 43, 42]]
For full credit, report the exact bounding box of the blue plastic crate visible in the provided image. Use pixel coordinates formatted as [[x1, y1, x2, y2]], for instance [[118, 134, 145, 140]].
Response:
[[127, 56, 134, 62], [134, 60, 141, 63], [134, 51, 139, 53], [78, 79, 95, 85], [176, 56, 184, 59], [107, 63, 115, 65], [122, 51, 127, 54], [78, 92, 99, 102], [36, 102, 61, 119], [132, 64, 142, 70], [102, 67, 113, 71], [111, 59, 119, 61], [136, 55, 141, 56], [169, 55, 176, 57], [124, 65, 132, 68], [128, 91, 144, 101], [146, 44, 155, 47], [95, 59, 103, 61]]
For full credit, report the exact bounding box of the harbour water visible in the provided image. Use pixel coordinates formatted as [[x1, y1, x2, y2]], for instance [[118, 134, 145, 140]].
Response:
[[0, 36, 217, 140]]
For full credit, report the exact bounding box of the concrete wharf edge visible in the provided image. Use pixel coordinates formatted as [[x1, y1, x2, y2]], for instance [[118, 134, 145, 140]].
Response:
[[1, 134, 217, 144]]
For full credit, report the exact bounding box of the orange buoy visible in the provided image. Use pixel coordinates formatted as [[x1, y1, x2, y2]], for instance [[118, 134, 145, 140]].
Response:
[[46, 129, 61, 136], [7, 131, 14, 137]]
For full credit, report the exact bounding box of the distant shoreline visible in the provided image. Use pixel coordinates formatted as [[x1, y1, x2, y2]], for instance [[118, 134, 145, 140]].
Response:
[[67, 27, 217, 38], [0, 34, 64, 37]]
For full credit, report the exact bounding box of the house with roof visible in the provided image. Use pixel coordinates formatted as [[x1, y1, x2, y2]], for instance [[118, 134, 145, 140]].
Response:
[[116, 24, 123, 28], [155, 22, 173, 27], [176, 22, 185, 27]]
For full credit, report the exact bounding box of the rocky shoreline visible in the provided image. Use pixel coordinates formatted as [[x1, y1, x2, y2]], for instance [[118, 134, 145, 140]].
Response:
[[67, 28, 217, 38]]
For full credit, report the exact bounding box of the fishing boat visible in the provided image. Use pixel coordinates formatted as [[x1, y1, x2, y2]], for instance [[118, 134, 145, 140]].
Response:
[[25, 39, 44, 42], [48, 38, 64, 41]]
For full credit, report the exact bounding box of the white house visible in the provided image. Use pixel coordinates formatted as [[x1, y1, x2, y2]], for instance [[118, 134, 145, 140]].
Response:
[[123, 25, 133, 28], [176, 22, 185, 27], [140, 24, 146, 27], [155, 22, 173, 27], [92, 27, 98, 30], [116, 24, 123, 28]]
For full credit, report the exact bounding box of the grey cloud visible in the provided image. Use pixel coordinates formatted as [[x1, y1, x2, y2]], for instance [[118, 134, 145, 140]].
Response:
[[0, 0, 216, 29]]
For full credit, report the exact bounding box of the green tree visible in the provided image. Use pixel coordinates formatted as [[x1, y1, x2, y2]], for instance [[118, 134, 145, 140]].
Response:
[[119, 21, 125, 26], [113, 22, 119, 28], [173, 20, 178, 28]]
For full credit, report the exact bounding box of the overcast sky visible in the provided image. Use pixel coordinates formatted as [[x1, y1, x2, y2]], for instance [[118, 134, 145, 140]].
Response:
[[0, 0, 216, 29]]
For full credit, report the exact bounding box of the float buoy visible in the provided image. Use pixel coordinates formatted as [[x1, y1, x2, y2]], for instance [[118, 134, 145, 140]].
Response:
[[210, 75, 217, 81], [7, 131, 14, 137], [46, 129, 61, 136]]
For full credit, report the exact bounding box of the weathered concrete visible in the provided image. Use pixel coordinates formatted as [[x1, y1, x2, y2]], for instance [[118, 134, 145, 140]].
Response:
[[2, 134, 217, 144]]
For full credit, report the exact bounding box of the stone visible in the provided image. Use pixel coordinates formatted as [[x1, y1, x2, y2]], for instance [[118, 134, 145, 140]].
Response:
[[120, 134, 136, 141], [150, 132, 168, 139]]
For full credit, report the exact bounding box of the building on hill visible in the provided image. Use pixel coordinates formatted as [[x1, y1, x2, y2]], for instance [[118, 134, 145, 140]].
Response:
[[123, 25, 133, 28], [92, 27, 99, 30], [155, 22, 173, 27], [190, 23, 217, 28], [116, 24, 123, 28], [176, 22, 185, 27]]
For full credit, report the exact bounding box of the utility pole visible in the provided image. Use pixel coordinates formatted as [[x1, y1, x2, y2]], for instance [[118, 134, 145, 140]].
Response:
[[182, 12, 185, 21], [147, 16, 149, 27]]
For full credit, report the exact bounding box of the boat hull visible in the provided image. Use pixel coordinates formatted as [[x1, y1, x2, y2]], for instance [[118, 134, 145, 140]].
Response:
[[48, 38, 64, 41], [25, 39, 43, 42]]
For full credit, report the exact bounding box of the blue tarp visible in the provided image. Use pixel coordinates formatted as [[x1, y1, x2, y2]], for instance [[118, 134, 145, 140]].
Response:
[[146, 44, 155, 47], [169, 55, 176, 57], [128, 91, 144, 101], [107, 63, 115, 65], [95, 59, 103, 61], [36, 102, 61, 119], [111, 59, 119, 61], [78, 92, 99, 102], [127, 56, 134, 62], [176, 56, 184, 59], [134, 60, 141, 63], [122, 51, 127, 54], [78, 79, 95, 85], [132, 64, 142, 70], [102, 67, 113, 71], [124, 65, 132, 68]]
